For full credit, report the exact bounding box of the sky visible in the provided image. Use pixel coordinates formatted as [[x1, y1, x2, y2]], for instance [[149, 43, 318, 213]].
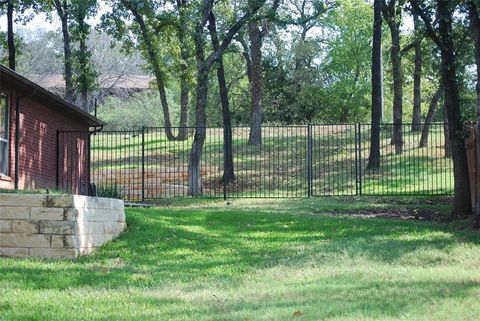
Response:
[[0, 2, 415, 36], [0, 3, 108, 33], [0, 12, 58, 32]]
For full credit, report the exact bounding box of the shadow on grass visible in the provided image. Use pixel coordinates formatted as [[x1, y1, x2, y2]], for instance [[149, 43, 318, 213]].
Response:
[[0, 201, 477, 292]]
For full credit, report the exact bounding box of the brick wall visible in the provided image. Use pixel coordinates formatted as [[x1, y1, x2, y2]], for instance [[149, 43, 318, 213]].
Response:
[[0, 87, 90, 191], [0, 193, 126, 259]]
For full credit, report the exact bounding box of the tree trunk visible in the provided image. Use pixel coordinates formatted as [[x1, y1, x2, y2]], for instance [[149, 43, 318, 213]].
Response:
[[79, 35, 89, 110], [188, 18, 210, 196], [247, 20, 263, 147], [177, 77, 189, 139], [176, 0, 190, 141], [384, 3, 403, 154], [468, 0, 480, 227], [55, 0, 74, 102], [239, 36, 253, 84], [186, 0, 265, 195], [187, 75, 207, 196], [367, 0, 383, 170], [438, 0, 472, 218], [443, 107, 451, 158], [419, 82, 443, 147], [7, 0, 14, 70], [188, 70, 208, 195], [412, 12, 422, 132], [208, 12, 235, 184]]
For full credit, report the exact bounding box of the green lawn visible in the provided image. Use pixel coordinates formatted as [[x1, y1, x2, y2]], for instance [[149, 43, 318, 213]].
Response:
[[1, 197, 479, 320]]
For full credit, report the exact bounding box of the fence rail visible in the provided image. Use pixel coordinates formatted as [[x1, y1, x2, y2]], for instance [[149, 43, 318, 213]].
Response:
[[57, 123, 454, 201]]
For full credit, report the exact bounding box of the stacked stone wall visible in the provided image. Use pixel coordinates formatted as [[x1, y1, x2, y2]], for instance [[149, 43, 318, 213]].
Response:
[[0, 194, 126, 259]]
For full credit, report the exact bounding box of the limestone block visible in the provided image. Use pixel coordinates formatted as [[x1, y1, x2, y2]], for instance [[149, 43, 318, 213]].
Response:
[[0, 194, 46, 207], [72, 195, 88, 209], [0, 207, 30, 220], [78, 247, 95, 255], [64, 235, 78, 249], [0, 247, 29, 257], [0, 220, 11, 232], [104, 221, 126, 234], [74, 196, 124, 210], [78, 234, 115, 248], [64, 208, 78, 221], [30, 207, 64, 221], [39, 221, 75, 235], [0, 234, 51, 248], [50, 235, 64, 248], [50, 235, 77, 249], [76, 222, 104, 235], [11, 220, 39, 234], [77, 208, 125, 222], [29, 248, 76, 259], [45, 195, 74, 208]]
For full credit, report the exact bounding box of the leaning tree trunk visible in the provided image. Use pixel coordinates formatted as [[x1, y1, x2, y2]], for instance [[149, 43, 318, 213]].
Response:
[[7, 0, 14, 70], [124, 0, 179, 141], [208, 12, 235, 184], [367, 0, 383, 170], [419, 82, 443, 147], [247, 20, 263, 147], [438, 0, 472, 218], [468, 0, 480, 226], [412, 12, 422, 132]]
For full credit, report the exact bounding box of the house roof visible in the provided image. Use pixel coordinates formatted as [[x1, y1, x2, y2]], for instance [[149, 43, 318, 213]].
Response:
[[0, 65, 104, 127]]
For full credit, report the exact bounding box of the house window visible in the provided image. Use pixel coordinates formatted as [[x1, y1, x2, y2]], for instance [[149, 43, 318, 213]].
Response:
[[0, 93, 9, 176]]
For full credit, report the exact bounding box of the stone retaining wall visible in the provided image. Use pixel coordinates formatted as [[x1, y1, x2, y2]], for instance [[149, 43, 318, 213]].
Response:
[[0, 194, 126, 259]]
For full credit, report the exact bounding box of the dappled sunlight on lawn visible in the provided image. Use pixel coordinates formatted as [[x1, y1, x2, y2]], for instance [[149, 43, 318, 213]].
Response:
[[0, 198, 479, 320]]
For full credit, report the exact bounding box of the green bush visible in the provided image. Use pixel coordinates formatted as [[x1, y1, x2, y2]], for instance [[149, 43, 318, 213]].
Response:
[[95, 184, 125, 199]]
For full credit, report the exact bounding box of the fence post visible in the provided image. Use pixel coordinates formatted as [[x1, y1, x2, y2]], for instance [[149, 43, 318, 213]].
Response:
[[358, 123, 363, 196], [55, 130, 60, 190], [141, 126, 145, 203], [307, 124, 312, 197], [354, 123, 359, 196], [86, 133, 91, 196], [223, 124, 228, 201]]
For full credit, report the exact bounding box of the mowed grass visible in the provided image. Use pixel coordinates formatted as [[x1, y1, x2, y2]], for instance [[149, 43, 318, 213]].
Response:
[[1, 197, 480, 320]]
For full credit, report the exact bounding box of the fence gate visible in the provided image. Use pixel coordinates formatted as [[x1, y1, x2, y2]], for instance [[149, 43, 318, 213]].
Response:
[[310, 124, 359, 196]]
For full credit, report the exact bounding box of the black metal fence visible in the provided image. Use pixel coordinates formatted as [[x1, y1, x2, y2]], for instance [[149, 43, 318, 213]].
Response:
[[57, 123, 454, 202]]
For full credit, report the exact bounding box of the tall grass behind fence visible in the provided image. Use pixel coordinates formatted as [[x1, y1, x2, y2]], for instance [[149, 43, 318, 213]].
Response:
[[58, 123, 454, 201]]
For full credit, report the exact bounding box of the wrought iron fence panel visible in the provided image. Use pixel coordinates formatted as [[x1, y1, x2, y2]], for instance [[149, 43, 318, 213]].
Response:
[[57, 123, 454, 201]]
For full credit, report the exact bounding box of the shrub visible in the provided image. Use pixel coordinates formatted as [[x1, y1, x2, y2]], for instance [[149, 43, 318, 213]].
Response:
[[95, 184, 125, 199]]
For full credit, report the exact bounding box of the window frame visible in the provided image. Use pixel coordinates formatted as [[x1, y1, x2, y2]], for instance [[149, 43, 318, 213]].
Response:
[[0, 92, 10, 176]]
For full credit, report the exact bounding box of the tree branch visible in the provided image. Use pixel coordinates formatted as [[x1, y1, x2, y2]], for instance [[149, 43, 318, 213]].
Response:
[[409, 0, 441, 47], [400, 34, 424, 56], [205, 1, 266, 69]]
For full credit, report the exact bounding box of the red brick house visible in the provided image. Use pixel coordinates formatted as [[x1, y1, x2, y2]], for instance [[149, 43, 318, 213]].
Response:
[[0, 65, 103, 193]]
